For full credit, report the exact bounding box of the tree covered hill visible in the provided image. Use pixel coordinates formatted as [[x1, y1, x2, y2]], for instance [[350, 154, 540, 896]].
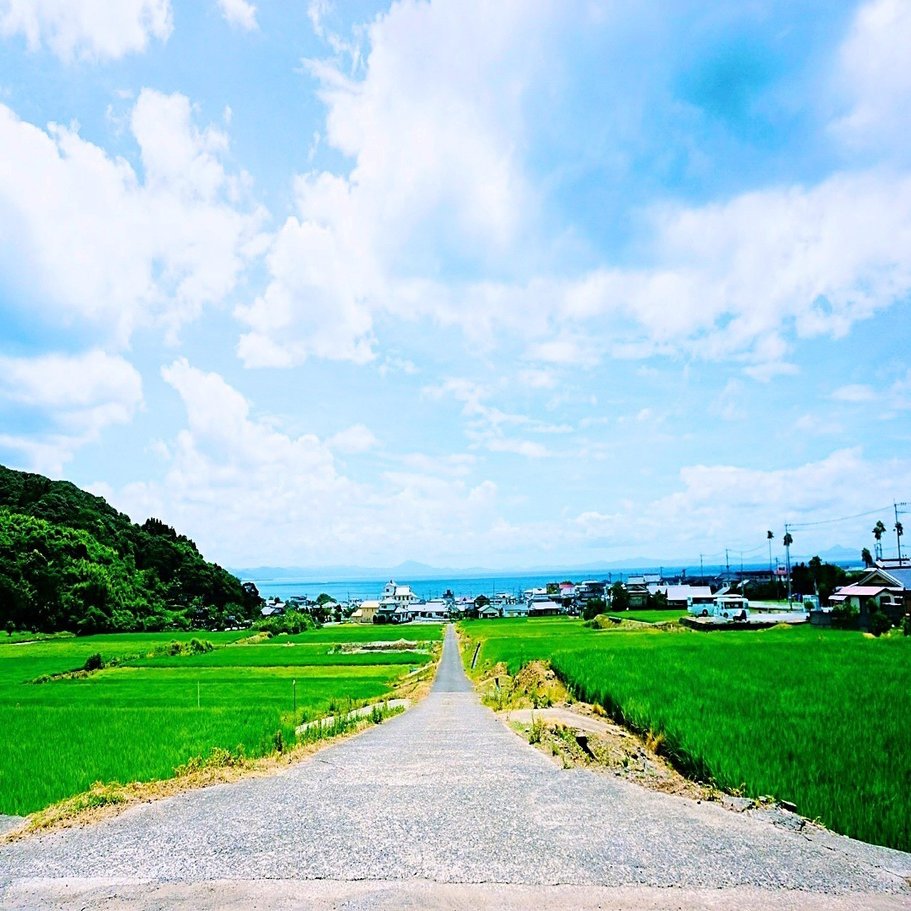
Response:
[[0, 465, 262, 633]]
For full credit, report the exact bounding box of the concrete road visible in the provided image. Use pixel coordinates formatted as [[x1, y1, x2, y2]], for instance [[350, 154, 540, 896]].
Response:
[[1, 626, 909, 910]]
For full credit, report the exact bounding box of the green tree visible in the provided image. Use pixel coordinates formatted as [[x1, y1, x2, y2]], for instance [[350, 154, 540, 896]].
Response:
[[609, 582, 630, 612], [581, 597, 606, 621], [0, 465, 256, 633]]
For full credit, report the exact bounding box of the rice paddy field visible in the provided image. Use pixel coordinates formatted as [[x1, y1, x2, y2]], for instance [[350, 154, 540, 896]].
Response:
[[0, 625, 441, 816], [460, 617, 911, 852]]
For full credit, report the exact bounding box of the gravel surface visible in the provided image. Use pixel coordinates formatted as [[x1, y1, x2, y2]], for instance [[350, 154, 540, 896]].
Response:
[[1, 626, 909, 910]]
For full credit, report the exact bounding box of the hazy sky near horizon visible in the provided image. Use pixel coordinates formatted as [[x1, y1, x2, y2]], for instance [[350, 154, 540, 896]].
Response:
[[0, 0, 909, 569]]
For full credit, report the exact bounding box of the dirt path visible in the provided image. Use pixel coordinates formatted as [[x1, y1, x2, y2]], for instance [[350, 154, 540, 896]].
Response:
[[1, 626, 909, 910]]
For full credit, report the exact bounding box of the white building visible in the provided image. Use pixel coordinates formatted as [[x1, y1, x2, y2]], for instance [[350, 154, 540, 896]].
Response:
[[381, 580, 417, 605]]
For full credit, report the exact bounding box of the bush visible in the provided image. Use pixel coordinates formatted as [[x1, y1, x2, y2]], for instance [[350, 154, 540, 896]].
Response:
[[830, 602, 859, 629], [257, 609, 317, 636], [868, 610, 892, 637], [83, 653, 104, 671], [903, 613, 911, 637], [581, 598, 606, 621]]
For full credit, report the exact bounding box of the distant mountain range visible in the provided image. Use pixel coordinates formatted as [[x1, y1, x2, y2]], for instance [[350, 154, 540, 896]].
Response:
[[231, 545, 864, 582]]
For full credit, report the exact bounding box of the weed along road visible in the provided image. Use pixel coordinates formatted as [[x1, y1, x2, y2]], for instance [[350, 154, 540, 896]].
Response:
[[1, 626, 909, 911]]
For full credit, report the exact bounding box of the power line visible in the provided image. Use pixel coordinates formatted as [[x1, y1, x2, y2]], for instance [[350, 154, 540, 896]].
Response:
[[787, 505, 893, 530]]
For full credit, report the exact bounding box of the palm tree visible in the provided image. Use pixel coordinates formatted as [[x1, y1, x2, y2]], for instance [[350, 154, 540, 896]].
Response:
[[873, 520, 886, 561]]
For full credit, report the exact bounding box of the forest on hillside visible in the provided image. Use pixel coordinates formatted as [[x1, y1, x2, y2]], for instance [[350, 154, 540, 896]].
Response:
[[0, 465, 262, 633]]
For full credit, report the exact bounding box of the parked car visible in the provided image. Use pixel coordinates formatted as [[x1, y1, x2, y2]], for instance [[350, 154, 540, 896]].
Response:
[[689, 594, 750, 621]]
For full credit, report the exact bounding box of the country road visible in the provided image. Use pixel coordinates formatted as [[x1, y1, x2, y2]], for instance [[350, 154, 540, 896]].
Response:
[[1, 626, 909, 910]]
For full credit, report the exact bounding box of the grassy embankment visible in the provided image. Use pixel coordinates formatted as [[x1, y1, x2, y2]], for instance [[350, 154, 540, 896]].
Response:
[[460, 616, 911, 852], [0, 625, 442, 817]]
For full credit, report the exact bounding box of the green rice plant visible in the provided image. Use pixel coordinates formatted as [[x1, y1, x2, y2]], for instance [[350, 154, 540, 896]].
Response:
[[0, 627, 437, 816], [460, 619, 911, 852]]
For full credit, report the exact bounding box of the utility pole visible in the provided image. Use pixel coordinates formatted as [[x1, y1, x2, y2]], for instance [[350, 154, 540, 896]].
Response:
[[894, 502, 908, 565], [896, 503, 903, 564], [767, 530, 774, 583], [783, 524, 793, 607]]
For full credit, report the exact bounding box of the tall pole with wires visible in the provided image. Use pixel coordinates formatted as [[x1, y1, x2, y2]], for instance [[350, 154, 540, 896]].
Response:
[[783, 524, 793, 608], [896, 502, 907, 565]]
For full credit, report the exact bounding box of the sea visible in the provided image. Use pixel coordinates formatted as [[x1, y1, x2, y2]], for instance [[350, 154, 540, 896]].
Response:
[[248, 566, 714, 603], [245, 558, 863, 603], [249, 572, 592, 603]]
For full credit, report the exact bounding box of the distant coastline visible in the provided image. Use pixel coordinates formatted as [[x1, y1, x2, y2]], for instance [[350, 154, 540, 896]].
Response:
[[233, 546, 863, 588], [245, 559, 864, 601]]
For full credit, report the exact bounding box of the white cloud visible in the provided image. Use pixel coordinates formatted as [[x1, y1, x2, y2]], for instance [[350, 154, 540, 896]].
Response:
[[327, 423, 377, 454], [0, 91, 263, 346], [217, 0, 257, 32], [486, 438, 551, 459], [0, 350, 143, 473], [833, 0, 911, 152], [831, 384, 876, 403], [887, 370, 911, 409], [0, 0, 172, 62], [518, 368, 557, 390], [710, 380, 745, 422], [237, 0, 551, 366], [423, 376, 564, 457], [236, 174, 380, 366], [234, 1, 911, 378], [569, 448, 911, 558], [399, 452, 476, 478], [548, 170, 911, 375], [102, 361, 506, 565]]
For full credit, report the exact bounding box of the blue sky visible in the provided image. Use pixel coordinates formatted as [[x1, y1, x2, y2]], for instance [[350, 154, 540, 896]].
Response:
[[0, 0, 909, 569]]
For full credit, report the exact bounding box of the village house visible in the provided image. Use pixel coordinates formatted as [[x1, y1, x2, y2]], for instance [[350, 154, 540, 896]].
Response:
[[350, 600, 380, 624], [663, 584, 714, 611], [411, 600, 450, 622], [625, 574, 661, 608], [381, 580, 417, 605], [830, 561, 910, 626]]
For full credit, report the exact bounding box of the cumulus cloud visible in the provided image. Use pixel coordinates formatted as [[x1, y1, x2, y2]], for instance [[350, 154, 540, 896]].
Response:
[[102, 361, 504, 565], [236, 0, 552, 367], [0, 0, 172, 62], [0, 350, 143, 474], [549, 170, 911, 375], [0, 90, 264, 346], [570, 448, 911, 558], [833, 0, 911, 153], [327, 423, 378, 454], [234, 0, 911, 380], [217, 0, 257, 32]]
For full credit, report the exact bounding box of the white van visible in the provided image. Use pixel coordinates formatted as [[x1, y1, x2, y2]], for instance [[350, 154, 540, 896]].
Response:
[[689, 594, 750, 621]]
